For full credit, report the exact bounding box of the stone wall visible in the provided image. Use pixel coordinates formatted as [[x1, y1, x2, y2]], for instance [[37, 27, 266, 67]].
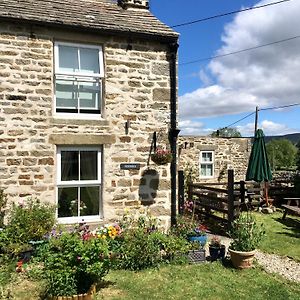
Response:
[[0, 21, 173, 225], [178, 136, 251, 183]]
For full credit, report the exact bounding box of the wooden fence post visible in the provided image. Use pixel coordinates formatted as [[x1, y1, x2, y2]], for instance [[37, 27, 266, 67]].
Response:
[[178, 170, 184, 215], [240, 180, 246, 204], [228, 169, 235, 226]]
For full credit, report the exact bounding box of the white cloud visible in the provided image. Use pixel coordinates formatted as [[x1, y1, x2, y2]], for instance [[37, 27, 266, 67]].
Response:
[[180, 0, 300, 123], [199, 69, 213, 87], [237, 120, 298, 136], [180, 85, 265, 118], [179, 119, 212, 135]]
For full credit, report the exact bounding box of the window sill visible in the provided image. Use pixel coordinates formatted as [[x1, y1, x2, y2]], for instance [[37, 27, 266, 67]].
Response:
[[50, 117, 109, 127], [57, 216, 103, 225]]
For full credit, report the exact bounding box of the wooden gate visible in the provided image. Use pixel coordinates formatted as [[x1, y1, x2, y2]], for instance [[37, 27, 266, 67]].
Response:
[[181, 170, 240, 225]]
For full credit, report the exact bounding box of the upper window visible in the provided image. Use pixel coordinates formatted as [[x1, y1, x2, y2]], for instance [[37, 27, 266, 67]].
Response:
[[57, 146, 102, 223], [54, 42, 104, 117], [200, 151, 214, 178]]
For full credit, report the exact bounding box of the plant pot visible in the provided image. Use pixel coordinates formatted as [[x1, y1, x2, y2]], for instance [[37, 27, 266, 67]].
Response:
[[209, 246, 219, 261], [48, 284, 96, 300], [218, 245, 226, 259], [209, 244, 226, 261], [229, 248, 256, 269], [188, 235, 207, 248]]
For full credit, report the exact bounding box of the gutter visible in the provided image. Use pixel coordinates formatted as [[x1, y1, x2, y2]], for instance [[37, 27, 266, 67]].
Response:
[[168, 42, 180, 226]]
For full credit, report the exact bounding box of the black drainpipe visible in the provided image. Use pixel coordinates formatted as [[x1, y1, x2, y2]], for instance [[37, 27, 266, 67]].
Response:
[[168, 42, 180, 227]]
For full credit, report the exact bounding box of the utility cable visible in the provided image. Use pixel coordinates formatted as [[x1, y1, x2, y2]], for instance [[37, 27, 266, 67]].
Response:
[[171, 0, 292, 28], [221, 103, 300, 129], [224, 112, 256, 128], [259, 102, 300, 111], [179, 34, 300, 65]]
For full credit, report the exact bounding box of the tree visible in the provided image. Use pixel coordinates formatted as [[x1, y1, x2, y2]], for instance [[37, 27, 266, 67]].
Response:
[[294, 140, 300, 195], [211, 127, 241, 138], [266, 139, 297, 170], [296, 140, 300, 171]]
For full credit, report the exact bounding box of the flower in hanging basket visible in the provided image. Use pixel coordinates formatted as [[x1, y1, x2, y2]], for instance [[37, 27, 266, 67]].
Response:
[[151, 148, 172, 165]]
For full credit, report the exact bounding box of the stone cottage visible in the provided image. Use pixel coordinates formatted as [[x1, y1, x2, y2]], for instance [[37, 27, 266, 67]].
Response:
[[178, 136, 251, 183], [0, 0, 179, 226]]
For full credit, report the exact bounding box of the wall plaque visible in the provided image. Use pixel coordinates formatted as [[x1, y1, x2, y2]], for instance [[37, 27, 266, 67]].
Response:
[[120, 163, 141, 170]]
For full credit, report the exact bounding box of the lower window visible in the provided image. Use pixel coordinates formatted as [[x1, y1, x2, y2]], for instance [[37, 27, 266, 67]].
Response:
[[57, 147, 102, 222]]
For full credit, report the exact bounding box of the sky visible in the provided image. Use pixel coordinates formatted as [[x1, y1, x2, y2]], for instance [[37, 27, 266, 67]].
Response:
[[150, 0, 300, 137]]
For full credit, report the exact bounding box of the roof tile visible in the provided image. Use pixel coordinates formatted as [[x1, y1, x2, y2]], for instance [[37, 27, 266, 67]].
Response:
[[0, 0, 178, 41]]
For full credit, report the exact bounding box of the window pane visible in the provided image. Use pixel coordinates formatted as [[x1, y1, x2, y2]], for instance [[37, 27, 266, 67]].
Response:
[[58, 45, 79, 73], [80, 151, 98, 180], [61, 151, 79, 181], [80, 186, 100, 216], [79, 81, 100, 109], [202, 152, 213, 162], [58, 187, 78, 217], [80, 48, 100, 74], [201, 164, 213, 177], [56, 80, 78, 109]]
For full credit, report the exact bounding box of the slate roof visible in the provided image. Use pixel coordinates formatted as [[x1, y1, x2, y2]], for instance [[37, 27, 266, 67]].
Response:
[[0, 0, 178, 42]]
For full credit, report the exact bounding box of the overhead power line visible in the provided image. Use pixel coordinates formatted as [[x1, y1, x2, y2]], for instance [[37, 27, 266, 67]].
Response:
[[179, 34, 300, 66], [171, 0, 291, 28], [223, 102, 300, 129], [259, 102, 300, 111], [226, 112, 256, 128]]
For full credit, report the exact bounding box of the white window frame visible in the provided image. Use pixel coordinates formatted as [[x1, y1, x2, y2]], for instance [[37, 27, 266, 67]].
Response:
[[56, 146, 102, 224], [54, 41, 104, 120], [199, 151, 214, 178]]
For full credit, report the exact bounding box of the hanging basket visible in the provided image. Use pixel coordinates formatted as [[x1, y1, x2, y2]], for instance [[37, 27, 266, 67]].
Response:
[[151, 148, 172, 165]]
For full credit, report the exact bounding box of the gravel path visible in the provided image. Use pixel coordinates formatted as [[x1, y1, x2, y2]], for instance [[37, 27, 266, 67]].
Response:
[[255, 251, 300, 282], [206, 234, 300, 283]]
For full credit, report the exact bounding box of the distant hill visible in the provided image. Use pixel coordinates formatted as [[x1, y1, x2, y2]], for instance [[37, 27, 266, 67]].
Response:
[[264, 133, 300, 144]]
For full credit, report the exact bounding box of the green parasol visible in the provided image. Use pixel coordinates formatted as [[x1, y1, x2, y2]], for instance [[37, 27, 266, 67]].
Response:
[[246, 129, 272, 205]]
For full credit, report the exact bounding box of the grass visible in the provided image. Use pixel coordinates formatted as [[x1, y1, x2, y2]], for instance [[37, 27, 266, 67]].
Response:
[[96, 262, 300, 300], [255, 212, 300, 260]]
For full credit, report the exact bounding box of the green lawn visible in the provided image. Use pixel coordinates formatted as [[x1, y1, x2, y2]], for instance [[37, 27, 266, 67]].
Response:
[[255, 212, 300, 260], [96, 262, 300, 300]]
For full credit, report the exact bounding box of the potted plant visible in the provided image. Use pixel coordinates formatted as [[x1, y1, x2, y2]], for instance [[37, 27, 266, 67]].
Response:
[[209, 236, 226, 261], [228, 213, 265, 269], [171, 216, 208, 263], [151, 148, 172, 165], [187, 224, 208, 248]]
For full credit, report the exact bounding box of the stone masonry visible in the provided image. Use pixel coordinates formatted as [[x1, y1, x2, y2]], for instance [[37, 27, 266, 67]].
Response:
[[178, 136, 251, 183], [0, 21, 174, 226]]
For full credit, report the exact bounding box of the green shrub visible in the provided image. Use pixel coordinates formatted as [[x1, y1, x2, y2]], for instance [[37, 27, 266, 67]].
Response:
[[46, 268, 77, 297], [0, 198, 55, 255], [42, 232, 110, 296], [229, 213, 265, 252], [116, 227, 161, 270], [109, 212, 190, 270], [149, 231, 190, 263], [115, 228, 190, 270], [0, 190, 7, 228]]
